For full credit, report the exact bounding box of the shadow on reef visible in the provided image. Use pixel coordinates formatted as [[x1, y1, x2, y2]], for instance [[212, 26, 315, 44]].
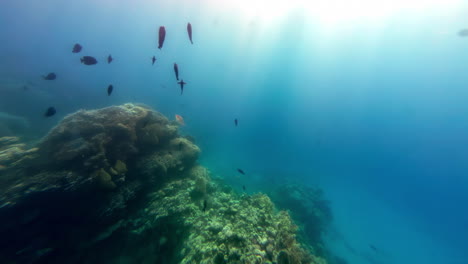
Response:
[[0, 103, 328, 264]]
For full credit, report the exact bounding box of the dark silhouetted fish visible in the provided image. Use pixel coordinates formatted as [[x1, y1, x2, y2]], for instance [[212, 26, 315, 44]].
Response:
[[187, 22, 193, 44], [44, 107, 56, 117], [242, 185, 246, 191], [174, 63, 179, 80], [152, 56, 156, 65], [237, 168, 245, 175], [107, 55, 113, 64], [158, 26, 166, 49], [202, 200, 208, 212], [107, 85, 113, 96], [80, 56, 98, 65], [72, 43, 82, 53], [178, 80, 186, 95], [234, 118, 238, 126], [458, 29, 468, 37], [42, 73, 56, 80]]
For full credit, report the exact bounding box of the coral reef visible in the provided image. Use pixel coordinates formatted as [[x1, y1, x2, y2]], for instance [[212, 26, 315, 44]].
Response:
[[270, 184, 333, 258], [0, 104, 327, 264]]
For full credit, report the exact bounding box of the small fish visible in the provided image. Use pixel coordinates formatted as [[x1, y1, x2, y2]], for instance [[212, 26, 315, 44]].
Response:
[[234, 118, 238, 127], [237, 168, 245, 175], [80, 56, 98, 65], [175, 114, 185, 125], [242, 185, 246, 191], [152, 56, 156, 65], [458, 29, 468, 37], [107, 85, 113, 96], [187, 22, 193, 44], [72, 43, 82, 53], [174, 63, 179, 80], [107, 54, 113, 64], [178, 79, 186, 95], [44, 107, 56, 117], [158, 26, 166, 49], [202, 200, 208, 212], [42, 73, 56, 80], [369, 244, 378, 252]]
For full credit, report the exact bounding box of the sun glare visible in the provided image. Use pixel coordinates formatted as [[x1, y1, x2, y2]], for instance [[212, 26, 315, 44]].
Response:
[[207, 0, 464, 26]]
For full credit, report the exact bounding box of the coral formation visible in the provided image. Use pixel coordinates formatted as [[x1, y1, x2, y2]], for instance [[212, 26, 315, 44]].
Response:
[[271, 184, 333, 258], [0, 104, 328, 264]]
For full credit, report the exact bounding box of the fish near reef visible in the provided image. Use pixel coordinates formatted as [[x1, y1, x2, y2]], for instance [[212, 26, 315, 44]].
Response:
[[234, 118, 238, 126], [202, 200, 208, 212], [152, 56, 156, 65], [158, 26, 166, 49], [178, 80, 186, 95], [175, 114, 185, 125], [42, 73, 56, 80], [44, 106, 56, 117], [174, 63, 179, 80], [72, 43, 82, 53], [237, 168, 245, 175], [81, 56, 98, 65], [187, 22, 193, 44], [107, 54, 113, 64], [107, 85, 113, 96]]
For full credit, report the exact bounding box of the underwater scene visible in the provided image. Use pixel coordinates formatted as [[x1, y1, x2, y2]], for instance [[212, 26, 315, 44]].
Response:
[[1, 0, 468, 263]]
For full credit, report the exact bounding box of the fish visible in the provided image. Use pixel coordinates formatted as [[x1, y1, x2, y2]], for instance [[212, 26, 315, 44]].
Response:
[[72, 43, 82, 53], [237, 168, 245, 175], [234, 118, 238, 127], [44, 107, 56, 117], [152, 56, 156, 65], [158, 26, 166, 49], [458, 29, 468, 37], [174, 63, 179, 80], [107, 55, 113, 64], [175, 114, 185, 125], [107, 85, 113, 96], [178, 80, 186, 95], [187, 22, 193, 44], [42, 73, 56, 80], [80, 56, 98, 65], [202, 200, 208, 212], [242, 185, 246, 191]]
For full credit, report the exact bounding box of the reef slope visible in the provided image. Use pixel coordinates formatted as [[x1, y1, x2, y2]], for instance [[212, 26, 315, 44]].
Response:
[[0, 104, 326, 264]]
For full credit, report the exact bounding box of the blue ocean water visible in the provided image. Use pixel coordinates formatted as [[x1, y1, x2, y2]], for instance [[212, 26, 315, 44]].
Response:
[[1, 0, 468, 263]]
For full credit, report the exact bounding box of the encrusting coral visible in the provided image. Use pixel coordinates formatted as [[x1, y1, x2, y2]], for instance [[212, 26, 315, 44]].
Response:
[[270, 184, 333, 259], [0, 104, 329, 264]]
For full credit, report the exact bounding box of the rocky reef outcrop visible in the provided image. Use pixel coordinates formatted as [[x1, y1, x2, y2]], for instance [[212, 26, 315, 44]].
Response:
[[271, 184, 333, 259], [0, 104, 327, 264]]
